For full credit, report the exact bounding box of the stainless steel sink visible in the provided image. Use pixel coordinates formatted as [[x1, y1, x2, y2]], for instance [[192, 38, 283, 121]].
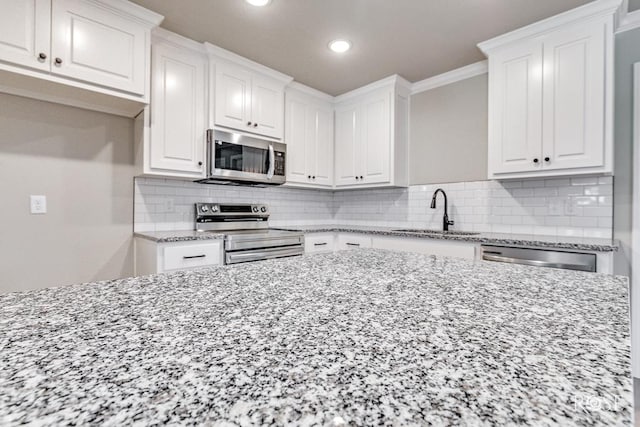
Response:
[[392, 229, 480, 236]]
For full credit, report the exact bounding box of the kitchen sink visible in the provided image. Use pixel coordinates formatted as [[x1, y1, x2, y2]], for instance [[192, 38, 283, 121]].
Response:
[[392, 229, 480, 236]]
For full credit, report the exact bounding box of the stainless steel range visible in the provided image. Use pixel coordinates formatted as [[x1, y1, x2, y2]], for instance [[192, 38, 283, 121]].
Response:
[[195, 203, 304, 264]]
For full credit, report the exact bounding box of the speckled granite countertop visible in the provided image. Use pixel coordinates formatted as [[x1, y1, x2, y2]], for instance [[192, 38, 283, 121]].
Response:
[[275, 224, 619, 252], [135, 225, 618, 252], [134, 230, 225, 243], [0, 250, 630, 425]]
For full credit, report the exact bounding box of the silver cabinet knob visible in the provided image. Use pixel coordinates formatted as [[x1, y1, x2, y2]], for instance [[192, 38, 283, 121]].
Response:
[[253, 123, 258, 127], [54, 57, 62, 65], [247, 121, 252, 126], [38, 52, 47, 61]]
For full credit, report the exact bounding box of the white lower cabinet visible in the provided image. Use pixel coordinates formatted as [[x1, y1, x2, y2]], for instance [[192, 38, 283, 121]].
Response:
[[135, 238, 223, 275], [304, 233, 335, 254], [336, 234, 373, 251], [372, 236, 476, 260]]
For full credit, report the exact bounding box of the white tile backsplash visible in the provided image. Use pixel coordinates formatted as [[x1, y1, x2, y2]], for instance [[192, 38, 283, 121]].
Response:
[[134, 177, 613, 238]]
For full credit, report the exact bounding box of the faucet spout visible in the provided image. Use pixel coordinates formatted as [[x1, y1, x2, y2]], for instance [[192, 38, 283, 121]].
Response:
[[430, 188, 454, 231]]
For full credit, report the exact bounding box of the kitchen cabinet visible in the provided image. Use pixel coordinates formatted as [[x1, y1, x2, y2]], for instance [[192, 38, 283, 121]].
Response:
[[479, 2, 616, 179], [336, 234, 373, 251], [285, 83, 334, 188], [143, 28, 207, 178], [0, 0, 162, 115], [135, 238, 223, 275], [304, 233, 335, 254], [207, 43, 293, 140], [334, 76, 410, 189], [371, 236, 476, 260]]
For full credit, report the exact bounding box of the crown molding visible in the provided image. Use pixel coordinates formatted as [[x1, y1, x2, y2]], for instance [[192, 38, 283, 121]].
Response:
[[88, 0, 164, 27], [204, 42, 293, 85], [478, 0, 622, 54], [152, 28, 206, 54], [411, 61, 487, 95], [286, 82, 334, 102], [617, 9, 640, 33], [334, 75, 409, 103]]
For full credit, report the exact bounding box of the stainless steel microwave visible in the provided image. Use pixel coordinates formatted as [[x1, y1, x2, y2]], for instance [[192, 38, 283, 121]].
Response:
[[198, 130, 286, 186]]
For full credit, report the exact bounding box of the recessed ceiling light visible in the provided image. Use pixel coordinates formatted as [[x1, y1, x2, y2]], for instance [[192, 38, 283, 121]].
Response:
[[329, 39, 352, 53], [245, 0, 271, 6]]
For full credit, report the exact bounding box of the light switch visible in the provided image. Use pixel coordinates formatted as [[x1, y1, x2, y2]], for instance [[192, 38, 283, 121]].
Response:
[[30, 195, 47, 214]]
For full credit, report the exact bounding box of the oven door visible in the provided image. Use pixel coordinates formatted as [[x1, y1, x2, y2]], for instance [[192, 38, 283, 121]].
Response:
[[207, 130, 286, 184]]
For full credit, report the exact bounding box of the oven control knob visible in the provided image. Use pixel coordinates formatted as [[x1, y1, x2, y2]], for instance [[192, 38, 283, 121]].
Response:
[[260, 206, 267, 212], [200, 205, 209, 212], [210, 205, 218, 213], [252, 206, 259, 213]]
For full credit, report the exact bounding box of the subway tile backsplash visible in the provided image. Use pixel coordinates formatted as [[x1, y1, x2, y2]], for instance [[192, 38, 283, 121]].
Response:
[[134, 176, 613, 239]]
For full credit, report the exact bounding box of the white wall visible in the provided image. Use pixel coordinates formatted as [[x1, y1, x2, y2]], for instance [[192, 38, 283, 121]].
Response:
[[0, 93, 135, 294], [410, 74, 488, 185]]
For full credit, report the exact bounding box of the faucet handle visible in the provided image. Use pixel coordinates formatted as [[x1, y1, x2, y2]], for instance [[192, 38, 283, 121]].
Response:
[[447, 219, 455, 226]]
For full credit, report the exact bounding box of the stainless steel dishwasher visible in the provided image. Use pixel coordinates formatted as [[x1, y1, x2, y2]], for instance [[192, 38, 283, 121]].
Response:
[[480, 245, 597, 272]]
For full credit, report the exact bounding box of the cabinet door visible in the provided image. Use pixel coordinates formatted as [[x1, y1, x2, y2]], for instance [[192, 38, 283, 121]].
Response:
[[215, 62, 251, 131], [149, 43, 206, 176], [0, 0, 50, 71], [50, 0, 147, 95], [251, 75, 284, 139], [313, 105, 334, 186], [284, 96, 310, 183], [488, 42, 543, 175], [334, 102, 360, 186], [360, 89, 391, 184], [541, 21, 606, 171]]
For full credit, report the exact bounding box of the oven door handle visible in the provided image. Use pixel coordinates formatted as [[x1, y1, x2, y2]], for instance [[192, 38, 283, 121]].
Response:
[[267, 144, 275, 180], [482, 254, 592, 271], [226, 246, 303, 264]]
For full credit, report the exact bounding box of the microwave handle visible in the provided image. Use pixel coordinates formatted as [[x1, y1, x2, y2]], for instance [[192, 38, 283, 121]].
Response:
[[267, 144, 275, 180], [206, 129, 213, 176]]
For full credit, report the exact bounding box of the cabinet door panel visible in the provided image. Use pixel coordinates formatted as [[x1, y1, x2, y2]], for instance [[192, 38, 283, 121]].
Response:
[[150, 44, 205, 175], [0, 0, 50, 71], [284, 97, 309, 183], [488, 44, 543, 175], [51, 0, 146, 95], [334, 103, 359, 186], [214, 63, 251, 130], [314, 106, 334, 186], [361, 90, 391, 183], [251, 76, 283, 139], [542, 21, 605, 170]]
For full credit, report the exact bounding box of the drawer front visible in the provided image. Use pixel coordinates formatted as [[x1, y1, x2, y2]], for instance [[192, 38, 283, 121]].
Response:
[[163, 242, 222, 271], [305, 234, 335, 254], [337, 234, 372, 251]]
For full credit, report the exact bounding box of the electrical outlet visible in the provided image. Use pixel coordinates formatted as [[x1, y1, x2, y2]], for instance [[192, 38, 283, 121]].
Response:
[[165, 198, 175, 213], [564, 199, 577, 216], [30, 195, 47, 214]]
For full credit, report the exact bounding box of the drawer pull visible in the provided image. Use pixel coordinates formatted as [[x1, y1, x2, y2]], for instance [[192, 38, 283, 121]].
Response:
[[183, 254, 206, 259], [314, 242, 328, 246], [346, 243, 360, 247]]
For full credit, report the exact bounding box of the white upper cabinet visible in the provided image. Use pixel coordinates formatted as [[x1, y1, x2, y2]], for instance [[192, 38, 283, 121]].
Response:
[[147, 29, 207, 177], [284, 83, 334, 188], [0, 0, 162, 116], [479, 0, 617, 179], [206, 43, 292, 140], [51, 0, 148, 95], [334, 76, 410, 189], [0, 0, 50, 71]]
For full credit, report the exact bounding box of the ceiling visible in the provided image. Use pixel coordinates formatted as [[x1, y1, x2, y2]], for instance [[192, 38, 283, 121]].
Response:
[[131, 0, 595, 96]]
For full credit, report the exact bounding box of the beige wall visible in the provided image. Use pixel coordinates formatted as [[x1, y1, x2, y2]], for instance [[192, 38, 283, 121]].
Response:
[[0, 93, 135, 293], [409, 74, 488, 185]]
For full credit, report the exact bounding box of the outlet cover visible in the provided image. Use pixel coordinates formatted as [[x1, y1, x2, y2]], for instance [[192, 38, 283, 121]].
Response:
[[30, 195, 47, 214]]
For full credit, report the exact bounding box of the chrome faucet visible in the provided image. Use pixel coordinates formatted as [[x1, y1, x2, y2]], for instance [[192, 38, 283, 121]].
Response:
[[430, 188, 454, 231]]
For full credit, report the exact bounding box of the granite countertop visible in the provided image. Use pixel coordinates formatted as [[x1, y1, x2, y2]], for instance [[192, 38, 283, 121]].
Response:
[[275, 224, 619, 252], [0, 249, 631, 425], [135, 225, 619, 252], [134, 230, 225, 243]]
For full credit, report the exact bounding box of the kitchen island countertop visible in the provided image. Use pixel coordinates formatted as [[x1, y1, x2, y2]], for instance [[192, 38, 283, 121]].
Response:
[[0, 249, 631, 425]]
